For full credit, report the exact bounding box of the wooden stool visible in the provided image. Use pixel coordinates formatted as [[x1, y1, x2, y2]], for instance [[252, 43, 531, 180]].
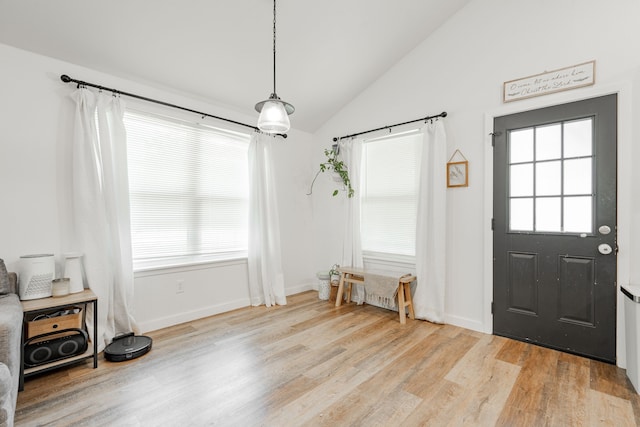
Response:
[[396, 278, 416, 324], [329, 281, 339, 302], [335, 267, 416, 324]]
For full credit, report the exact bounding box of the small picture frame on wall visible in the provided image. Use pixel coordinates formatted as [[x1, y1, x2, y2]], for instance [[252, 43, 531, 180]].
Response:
[[447, 160, 468, 188]]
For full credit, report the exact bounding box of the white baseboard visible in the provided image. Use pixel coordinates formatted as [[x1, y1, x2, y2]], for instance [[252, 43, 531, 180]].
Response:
[[445, 313, 489, 334], [140, 283, 487, 336], [139, 283, 317, 333], [286, 282, 315, 295], [138, 297, 251, 333]]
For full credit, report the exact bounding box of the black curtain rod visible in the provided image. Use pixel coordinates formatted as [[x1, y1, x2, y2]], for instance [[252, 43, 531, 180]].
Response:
[[332, 111, 447, 142], [60, 75, 287, 138]]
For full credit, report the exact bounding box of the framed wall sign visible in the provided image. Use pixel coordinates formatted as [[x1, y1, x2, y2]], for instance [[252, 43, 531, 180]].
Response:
[[503, 60, 596, 103]]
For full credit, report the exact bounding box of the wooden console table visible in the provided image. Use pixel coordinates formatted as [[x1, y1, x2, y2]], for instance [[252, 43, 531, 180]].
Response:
[[335, 267, 416, 324]]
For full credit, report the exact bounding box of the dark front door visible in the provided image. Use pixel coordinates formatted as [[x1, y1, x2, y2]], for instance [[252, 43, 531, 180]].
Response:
[[493, 94, 617, 363]]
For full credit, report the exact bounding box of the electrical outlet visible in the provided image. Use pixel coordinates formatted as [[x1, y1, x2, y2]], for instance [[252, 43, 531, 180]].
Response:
[[176, 279, 185, 294]]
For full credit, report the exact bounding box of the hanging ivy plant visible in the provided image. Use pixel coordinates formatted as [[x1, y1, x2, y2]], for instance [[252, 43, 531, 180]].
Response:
[[308, 145, 354, 198]]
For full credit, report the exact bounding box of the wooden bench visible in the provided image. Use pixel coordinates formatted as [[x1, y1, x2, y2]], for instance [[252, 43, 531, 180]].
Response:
[[335, 267, 416, 324]]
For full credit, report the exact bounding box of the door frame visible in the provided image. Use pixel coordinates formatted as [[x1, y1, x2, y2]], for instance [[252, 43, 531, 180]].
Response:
[[482, 81, 633, 368]]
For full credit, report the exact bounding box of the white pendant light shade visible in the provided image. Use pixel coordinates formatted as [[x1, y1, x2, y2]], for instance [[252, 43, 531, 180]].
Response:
[[257, 99, 291, 133]]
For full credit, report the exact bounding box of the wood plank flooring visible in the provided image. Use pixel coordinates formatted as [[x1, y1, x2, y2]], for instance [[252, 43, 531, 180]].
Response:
[[15, 291, 640, 426]]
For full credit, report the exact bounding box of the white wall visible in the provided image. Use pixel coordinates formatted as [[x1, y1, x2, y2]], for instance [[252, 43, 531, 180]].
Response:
[[0, 43, 316, 333], [312, 0, 640, 366]]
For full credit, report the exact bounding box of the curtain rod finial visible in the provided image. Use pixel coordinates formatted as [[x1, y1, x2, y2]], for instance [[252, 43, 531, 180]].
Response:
[[60, 74, 72, 83], [441, 111, 447, 117]]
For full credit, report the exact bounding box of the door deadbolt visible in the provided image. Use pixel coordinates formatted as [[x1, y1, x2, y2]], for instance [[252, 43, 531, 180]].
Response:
[[598, 243, 613, 255]]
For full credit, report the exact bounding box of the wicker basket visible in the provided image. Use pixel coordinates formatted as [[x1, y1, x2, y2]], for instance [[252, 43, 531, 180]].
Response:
[[26, 306, 83, 339]]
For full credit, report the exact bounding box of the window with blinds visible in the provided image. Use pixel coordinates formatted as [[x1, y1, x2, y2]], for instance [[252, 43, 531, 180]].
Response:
[[124, 110, 250, 270], [360, 131, 422, 258]]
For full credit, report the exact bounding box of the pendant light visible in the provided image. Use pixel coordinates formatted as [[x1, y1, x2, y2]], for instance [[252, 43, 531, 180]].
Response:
[[255, 0, 294, 134]]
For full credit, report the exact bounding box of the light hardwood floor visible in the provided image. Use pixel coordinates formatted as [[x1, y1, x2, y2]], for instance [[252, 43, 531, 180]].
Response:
[[15, 291, 640, 426]]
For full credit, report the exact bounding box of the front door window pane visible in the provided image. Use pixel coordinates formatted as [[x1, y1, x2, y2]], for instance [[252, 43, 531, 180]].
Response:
[[511, 198, 533, 231], [564, 197, 592, 233], [536, 161, 561, 196], [564, 118, 593, 158], [510, 128, 534, 163], [536, 124, 561, 161], [564, 158, 592, 195], [510, 164, 533, 197], [536, 197, 561, 232]]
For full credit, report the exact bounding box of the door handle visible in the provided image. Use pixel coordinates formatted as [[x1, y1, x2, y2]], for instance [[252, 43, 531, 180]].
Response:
[[598, 243, 613, 255]]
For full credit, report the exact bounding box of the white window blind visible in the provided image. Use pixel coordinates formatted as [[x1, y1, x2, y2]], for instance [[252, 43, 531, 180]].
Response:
[[124, 110, 250, 269], [361, 131, 422, 257]]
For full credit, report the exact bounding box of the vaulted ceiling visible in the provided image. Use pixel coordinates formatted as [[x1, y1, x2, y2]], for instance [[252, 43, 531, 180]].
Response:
[[0, 0, 471, 132]]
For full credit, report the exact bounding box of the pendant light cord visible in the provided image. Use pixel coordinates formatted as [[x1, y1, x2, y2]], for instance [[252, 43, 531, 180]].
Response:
[[254, 0, 294, 125], [272, 0, 277, 96]]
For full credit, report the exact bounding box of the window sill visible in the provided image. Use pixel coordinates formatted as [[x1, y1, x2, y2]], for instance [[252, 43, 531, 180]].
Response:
[[362, 252, 416, 272], [134, 256, 247, 278]]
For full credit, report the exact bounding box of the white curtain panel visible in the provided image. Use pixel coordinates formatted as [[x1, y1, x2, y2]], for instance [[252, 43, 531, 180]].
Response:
[[70, 89, 137, 352], [339, 138, 364, 268], [414, 120, 447, 323], [339, 138, 365, 303], [247, 132, 287, 307], [95, 94, 137, 337]]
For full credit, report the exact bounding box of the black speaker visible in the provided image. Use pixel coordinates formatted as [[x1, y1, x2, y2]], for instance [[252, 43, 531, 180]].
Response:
[[24, 328, 88, 368]]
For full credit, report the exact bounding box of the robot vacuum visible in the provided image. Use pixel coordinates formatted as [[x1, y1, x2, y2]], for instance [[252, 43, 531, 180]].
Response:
[[104, 333, 152, 362]]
